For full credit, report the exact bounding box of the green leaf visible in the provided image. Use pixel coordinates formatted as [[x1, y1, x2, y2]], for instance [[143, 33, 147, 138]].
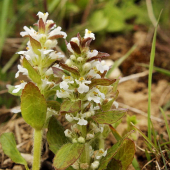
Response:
[[89, 79, 116, 88], [7, 84, 22, 96], [98, 138, 134, 170], [89, 10, 108, 32], [101, 98, 115, 111], [21, 82, 47, 130], [60, 100, 81, 114], [53, 143, 84, 170], [47, 116, 70, 154], [92, 109, 127, 124], [107, 158, 122, 170], [104, 3, 125, 32], [0, 132, 29, 170], [113, 139, 135, 170], [29, 36, 41, 55], [47, 100, 61, 112], [22, 57, 41, 85]]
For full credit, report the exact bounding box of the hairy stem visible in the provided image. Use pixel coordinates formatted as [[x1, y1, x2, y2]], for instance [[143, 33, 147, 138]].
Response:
[[32, 129, 43, 170]]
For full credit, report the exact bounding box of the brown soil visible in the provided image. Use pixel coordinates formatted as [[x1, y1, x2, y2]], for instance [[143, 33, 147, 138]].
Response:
[[0, 29, 170, 170]]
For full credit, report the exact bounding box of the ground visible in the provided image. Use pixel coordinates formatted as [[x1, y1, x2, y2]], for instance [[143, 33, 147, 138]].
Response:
[[0, 30, 170, 170]]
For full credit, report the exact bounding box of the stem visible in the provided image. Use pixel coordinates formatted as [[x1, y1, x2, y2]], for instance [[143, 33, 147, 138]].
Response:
[[99, 133, 104, 149], [32, 129, 43, 170]]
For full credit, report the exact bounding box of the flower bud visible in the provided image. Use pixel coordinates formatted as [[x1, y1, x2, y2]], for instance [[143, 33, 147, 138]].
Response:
[[70, 55, 76, 60], [80, 163, 89, 169], [83, 63, 91, 71], [86, 133, 94, 140], [72, 138, 78, 143], [65, 59, 72, 66], [72, 161, 79, 169], [78, 136, 85, 143], [91, 161, 99, 169], [77, 57, 83, 62], [85, 111, 91, 118]]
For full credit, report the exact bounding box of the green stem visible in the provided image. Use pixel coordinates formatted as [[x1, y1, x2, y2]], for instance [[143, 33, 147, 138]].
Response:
[[32, 129, 43, 170], [99, 133, 104, 149]]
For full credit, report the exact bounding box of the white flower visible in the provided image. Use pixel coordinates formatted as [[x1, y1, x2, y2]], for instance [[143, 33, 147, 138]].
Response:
[[11, 106, 21, 113], [73, 113, 88, 126], [49, 51, 64, 60], [87, 50, 98, 58], [65, 114, 74, 122], [96, 149, 107, 159], [77, 117, 88, 125], [75, 77, 91, 94], [45, 68, 53, 76], [67, 43, 74, 53], [48, 26, 67, 39], [92, 60, 109, 74], [60, 75, 74, 90], [87, 69, 101, 79], [12, 82, 27, 93], [64, 129, 72, 138], [46, 108, 58, 119], [86, 88, 105, 104], [41, 79, 54, 89], [113, 101, 119, 109], [15, 65, 28, 78], [84, 29, 95, 40], [56, 89, 71, 98], [20, 26, 37, 38], [37, 12, 49, 23], [91, 161, 99, 169]]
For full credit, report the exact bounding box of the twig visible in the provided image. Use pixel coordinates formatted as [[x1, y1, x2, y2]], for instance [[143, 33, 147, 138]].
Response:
[[118, 102, 164, 123], [0, 89, 8, 95], [81, 0, 94, 23], [119, 70, 149, 83]]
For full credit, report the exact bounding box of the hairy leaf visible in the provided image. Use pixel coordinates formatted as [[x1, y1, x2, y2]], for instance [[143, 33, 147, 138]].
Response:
[[92, 109, 127, 124], [29, 36, 41, 55], [107, 158, 122, 170], [0, 133, 29, 170], [47, 116, 70, 154], [52, 67, 65, 77], [60, 63, 80, 76], [99, 138, 134, 170], [47, 100, 61, 112], [53, 143, 84, 170], [22, 57, 41, 84], [60, 100, 81, 114], [113, 139, 135, 170], [89, 78, 116, 88], [21, 82, 47, 130]]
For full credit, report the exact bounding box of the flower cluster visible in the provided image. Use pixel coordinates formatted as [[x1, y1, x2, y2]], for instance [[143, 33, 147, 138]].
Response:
[[53, 29, 119, 169], [11, 12, 66, 97], [8, 11, 123, 170]]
